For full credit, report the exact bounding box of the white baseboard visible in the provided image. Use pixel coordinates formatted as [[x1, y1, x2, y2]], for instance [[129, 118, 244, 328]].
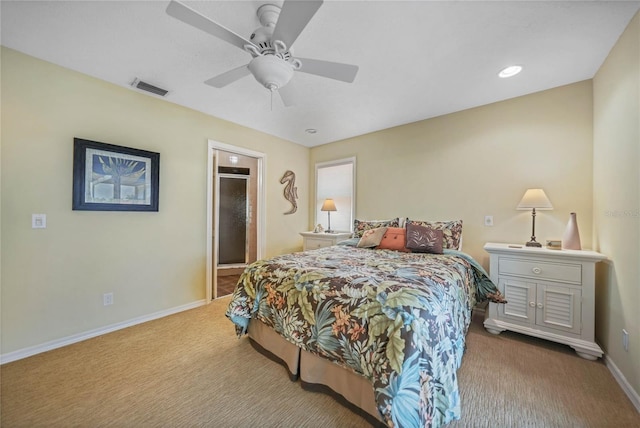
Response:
[[0, 299, 207, 365], [604, 354, 640, 413]]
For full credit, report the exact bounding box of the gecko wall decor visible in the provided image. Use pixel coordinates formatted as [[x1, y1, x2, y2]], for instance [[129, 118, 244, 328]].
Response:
[[280, 170, 298, 215]]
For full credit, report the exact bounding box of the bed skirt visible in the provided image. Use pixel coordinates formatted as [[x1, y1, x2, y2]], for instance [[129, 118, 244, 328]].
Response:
[[247, 318, 383, 425]]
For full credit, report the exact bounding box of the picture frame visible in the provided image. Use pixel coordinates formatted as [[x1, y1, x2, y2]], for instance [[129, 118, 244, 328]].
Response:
[[72, 138, 160, 211]]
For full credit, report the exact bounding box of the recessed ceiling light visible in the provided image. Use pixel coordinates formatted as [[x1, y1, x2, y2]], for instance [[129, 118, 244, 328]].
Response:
[[305, 128, 317, 134], [498, 65, 523, 78]]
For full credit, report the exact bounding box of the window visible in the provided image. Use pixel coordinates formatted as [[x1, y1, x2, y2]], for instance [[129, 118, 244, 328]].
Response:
[[315, 157, 356, 233]]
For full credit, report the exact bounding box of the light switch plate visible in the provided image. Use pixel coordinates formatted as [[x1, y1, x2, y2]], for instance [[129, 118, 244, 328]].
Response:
[[32, 214, 47, 229]]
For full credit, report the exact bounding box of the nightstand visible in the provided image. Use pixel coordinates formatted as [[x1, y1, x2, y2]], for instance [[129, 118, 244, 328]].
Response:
[[300, 231, 353, 251], [483, 242, 606, 360]]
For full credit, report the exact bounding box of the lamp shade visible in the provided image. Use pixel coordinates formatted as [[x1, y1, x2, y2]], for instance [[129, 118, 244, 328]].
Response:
[[516, 189, 553, 210], [321, 198, 337, 212]]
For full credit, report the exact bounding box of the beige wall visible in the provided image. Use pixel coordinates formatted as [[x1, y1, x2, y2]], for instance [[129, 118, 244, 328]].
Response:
[[310, 80, 595, 267], [0, 47, 309, 355], [593, 11, 640, 400], [3, 11, 639, 407]]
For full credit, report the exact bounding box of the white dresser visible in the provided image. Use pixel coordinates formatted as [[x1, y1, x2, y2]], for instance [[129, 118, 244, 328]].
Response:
[[483, 242, 606, 360], [300, 231, 353, 251]]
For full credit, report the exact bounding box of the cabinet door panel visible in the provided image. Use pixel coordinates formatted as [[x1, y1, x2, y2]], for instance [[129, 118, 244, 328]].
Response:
[[498, 278, 535, 325], [536, 284, 581, 334]]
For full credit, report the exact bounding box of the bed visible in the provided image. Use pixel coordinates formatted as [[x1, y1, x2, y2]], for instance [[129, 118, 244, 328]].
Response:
[[225, 220, 504, 427]]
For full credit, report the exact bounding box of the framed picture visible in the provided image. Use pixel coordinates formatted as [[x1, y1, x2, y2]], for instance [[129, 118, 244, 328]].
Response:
[[72, 138, 160, 211]]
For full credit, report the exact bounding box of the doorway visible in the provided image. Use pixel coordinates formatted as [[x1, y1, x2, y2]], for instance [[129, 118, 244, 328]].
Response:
[[206, 141, 265, 301]]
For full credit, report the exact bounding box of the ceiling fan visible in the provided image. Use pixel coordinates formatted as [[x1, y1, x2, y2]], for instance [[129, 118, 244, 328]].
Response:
[[166, 0, 359, 107]]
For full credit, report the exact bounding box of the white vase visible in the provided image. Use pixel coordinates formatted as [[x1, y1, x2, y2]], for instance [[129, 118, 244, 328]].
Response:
[[562, 212, 581, 250]]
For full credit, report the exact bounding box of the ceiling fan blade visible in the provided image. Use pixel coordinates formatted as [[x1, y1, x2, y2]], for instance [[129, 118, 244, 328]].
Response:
[[278, 81, 297, 107], [166, 0, 257, 52], [296, 58, 359, 83], [272, 0, 323, 49], [204, 65, 251, 88]]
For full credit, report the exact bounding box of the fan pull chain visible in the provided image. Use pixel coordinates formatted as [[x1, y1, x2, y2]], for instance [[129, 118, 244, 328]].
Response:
[[267, 84, 277, 111]]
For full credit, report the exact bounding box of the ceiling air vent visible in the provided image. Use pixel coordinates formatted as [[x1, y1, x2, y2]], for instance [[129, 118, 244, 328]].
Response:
[[131, 78, 168, 97]]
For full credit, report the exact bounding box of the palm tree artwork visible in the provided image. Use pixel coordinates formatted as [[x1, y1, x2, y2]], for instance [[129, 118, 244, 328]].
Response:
[[91, 155, 147, 203]]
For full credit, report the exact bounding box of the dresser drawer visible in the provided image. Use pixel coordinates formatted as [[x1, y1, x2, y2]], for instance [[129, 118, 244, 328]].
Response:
[[499, 258, 582, 284], [305, 238, 331, 250]]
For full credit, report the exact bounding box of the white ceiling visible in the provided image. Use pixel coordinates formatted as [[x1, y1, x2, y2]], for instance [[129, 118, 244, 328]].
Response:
[[2, 1, 639, 147]]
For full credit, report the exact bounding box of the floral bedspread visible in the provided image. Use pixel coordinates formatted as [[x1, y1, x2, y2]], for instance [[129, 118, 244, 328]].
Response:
[[226, 245, 502, 428]]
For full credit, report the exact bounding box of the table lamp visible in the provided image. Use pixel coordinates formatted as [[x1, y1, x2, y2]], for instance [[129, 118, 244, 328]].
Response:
[[516, 188, 553, 247], [321, 198, 337, 233]]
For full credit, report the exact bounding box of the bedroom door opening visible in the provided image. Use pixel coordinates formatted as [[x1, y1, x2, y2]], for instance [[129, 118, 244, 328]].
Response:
[[216, 170, 252, 297], [207, 141, 265, 301]]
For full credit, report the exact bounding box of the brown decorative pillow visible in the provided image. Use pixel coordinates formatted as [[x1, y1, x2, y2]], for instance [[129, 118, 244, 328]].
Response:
[[357, 227, 388, 248], [405, 223, 444, 254], [405, 219, 463, 250], [353, 218, 400, 238], [376, 227, 410, 252]]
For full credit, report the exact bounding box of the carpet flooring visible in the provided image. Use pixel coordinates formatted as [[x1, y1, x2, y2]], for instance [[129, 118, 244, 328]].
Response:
[[2, 297, 639, 427]]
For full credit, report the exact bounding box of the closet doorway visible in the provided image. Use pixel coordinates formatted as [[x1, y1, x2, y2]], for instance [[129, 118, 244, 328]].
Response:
[[206, 141, 265, 301]]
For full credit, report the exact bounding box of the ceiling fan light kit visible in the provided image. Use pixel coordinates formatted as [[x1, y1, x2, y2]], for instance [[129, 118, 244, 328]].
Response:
[[248, 55, 295, 91], [166, 0, 359, 107]]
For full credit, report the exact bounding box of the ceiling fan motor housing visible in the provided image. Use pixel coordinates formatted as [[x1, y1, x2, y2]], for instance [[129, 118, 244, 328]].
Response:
[[248, 55, 294, 90], [250, 26, 275, 48], [249, 23, 292, 61]]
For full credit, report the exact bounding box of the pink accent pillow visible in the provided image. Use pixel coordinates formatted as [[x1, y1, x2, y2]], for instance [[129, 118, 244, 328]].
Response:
[[376, 227, 410, 252]]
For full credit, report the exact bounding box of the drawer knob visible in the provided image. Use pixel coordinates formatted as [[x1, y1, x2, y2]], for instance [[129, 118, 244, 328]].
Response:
[[532, 267, 542, 275], [537, 303, 544, 309], [529, 302, 535, 307]]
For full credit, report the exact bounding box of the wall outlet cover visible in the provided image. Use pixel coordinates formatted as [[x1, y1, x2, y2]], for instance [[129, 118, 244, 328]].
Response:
[[32, 214, 47, 229]]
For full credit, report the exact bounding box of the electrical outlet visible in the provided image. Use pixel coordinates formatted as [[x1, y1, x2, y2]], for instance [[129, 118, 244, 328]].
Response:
[[103, 292, 114, 306], [622, 329, 629, 351], [484, 215, 494, 226]]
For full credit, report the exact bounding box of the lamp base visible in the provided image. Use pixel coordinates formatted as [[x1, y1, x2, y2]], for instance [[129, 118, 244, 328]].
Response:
[[525, 240, 542, 247], [325, 229, 334, 234]]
